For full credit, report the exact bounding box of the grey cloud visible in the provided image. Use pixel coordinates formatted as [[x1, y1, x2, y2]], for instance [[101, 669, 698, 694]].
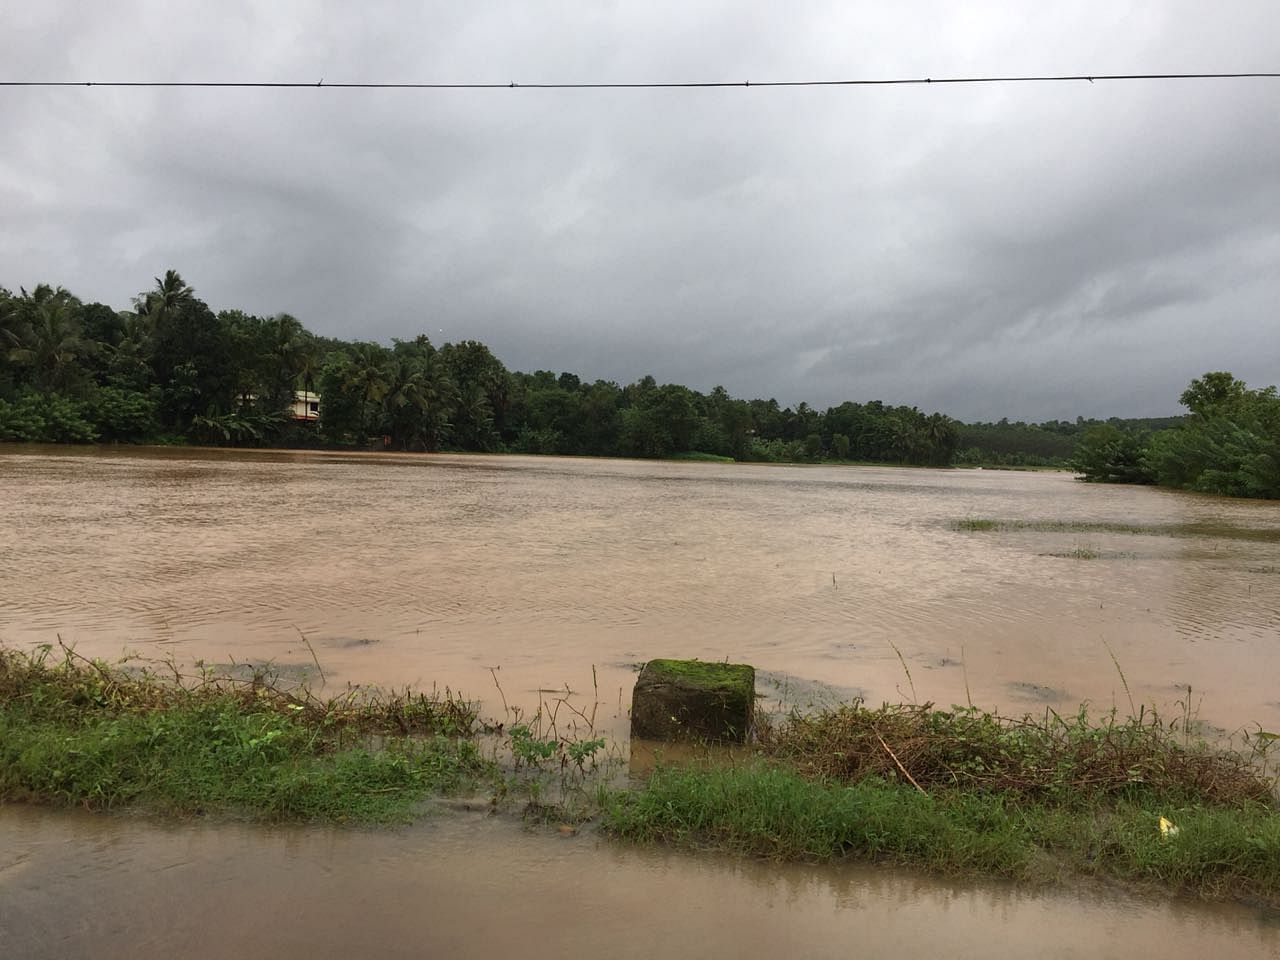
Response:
[[2, 1, 1279, 421]]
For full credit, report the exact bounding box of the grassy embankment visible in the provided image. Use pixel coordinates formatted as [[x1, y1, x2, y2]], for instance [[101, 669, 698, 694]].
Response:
[[0, 644, 490, 822], [605, 701, 1280, 904], [3, 644, 1278, 904]]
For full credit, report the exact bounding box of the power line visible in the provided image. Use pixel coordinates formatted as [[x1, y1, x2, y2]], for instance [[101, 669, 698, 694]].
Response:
[[2, 72, 1279, 91]]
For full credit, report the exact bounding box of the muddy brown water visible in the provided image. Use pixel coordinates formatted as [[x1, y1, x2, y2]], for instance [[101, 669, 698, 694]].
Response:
[[2, 805, 1278, 960], [4, 446, 1280, 955], [3, 444, 1279, 737]]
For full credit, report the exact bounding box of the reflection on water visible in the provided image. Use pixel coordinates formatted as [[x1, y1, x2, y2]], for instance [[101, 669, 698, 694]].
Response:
[[1, 805, 1276, 960], [2, 444, 1279, 736]]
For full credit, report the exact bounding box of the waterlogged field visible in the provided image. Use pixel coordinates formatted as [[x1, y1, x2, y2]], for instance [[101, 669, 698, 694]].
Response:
[[2, 444, 1278, 737]]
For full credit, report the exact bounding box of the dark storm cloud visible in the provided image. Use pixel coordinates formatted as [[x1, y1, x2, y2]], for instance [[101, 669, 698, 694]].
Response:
[[2, 1, 1278, 420]]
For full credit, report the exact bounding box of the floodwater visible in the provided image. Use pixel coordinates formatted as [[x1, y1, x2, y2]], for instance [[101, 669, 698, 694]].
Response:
[[4, 445, 1280, 955], [2, 444, 1278, 736], [2, 805, 1278, 960]]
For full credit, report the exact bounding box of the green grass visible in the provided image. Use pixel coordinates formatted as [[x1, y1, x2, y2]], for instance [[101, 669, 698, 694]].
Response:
[[602, 763, 1280, 901], [604, 763, 1029, 871], [606, 700, 1280, 904], [0, 645, 492, 822], [7, 644, 1280, 903]]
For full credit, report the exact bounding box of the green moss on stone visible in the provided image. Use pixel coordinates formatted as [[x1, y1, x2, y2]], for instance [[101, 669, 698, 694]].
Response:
[[631, 659, 755, 743], [644, 659, 754, 693]]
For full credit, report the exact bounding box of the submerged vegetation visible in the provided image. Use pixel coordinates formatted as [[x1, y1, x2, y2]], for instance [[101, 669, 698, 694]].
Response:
[[3, 643, 1278, 905], [1046, 546, 1101, 560], [950, 517, 1280, 544]]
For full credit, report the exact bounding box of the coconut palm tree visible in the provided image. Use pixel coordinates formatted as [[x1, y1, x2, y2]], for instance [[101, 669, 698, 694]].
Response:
[[923, 413, 959, 466], [342, 343, 392, 440], [455, 382, 495, 450], [386, 353, 455, 449], [134, 269, 194, 328], [0, 288, 25, 352], [9, 286, 91, 392], [122, 270, 194, 390], [105, 310, 157, 388], [263, 313, 307, 407], [887, 413, 923, 464], [295, 347, 322, 396]]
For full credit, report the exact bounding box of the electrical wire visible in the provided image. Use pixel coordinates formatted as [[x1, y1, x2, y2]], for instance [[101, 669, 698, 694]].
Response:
[[1, 72, 1279, 91]]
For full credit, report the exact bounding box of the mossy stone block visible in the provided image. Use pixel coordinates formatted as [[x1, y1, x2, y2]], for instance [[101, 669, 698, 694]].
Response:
[[630, 659, 755, 743]]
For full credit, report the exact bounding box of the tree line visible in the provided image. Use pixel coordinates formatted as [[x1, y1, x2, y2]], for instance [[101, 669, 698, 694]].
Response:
[[1071, 371, 1280, 499], [954, 415, 1189, 467], [0, 270, 963, 465], [6, 272, 1273, 497]]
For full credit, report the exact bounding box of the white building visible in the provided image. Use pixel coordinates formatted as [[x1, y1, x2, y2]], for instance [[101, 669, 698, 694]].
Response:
[[289, 391, 320, 422]]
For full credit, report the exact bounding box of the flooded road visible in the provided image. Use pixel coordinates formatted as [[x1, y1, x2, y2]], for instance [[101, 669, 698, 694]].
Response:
[[2, 444, 1279, 736], [2, 805, 1277, 960]]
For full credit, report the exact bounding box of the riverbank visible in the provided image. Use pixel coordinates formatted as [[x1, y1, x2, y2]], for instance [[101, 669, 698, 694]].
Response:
[[3, 645, 1277, 907], [0, 645, 490, 822], [608, 703, 1280, 905]]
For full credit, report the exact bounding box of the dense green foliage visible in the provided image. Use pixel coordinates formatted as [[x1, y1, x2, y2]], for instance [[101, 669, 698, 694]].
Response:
[[1, 271, 965, 464], [1072, 372, 1280, 498], [956, 415, 1187, 467], [1069, 423, 1155, 484]]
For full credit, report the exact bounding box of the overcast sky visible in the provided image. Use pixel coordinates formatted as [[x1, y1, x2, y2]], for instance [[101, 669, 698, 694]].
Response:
[[2, 1, 1278, 421]]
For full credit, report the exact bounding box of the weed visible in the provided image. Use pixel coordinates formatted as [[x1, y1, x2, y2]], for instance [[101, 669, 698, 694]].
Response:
[[886, 640, 918, 704], [954, 517, 1000, 531], [1044, 542, 1101, 559], [566, 737, 607, 772], [510, 723, 559, 768], [757, 700, 1274, 807], [1101, 638, 1136, 718]]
